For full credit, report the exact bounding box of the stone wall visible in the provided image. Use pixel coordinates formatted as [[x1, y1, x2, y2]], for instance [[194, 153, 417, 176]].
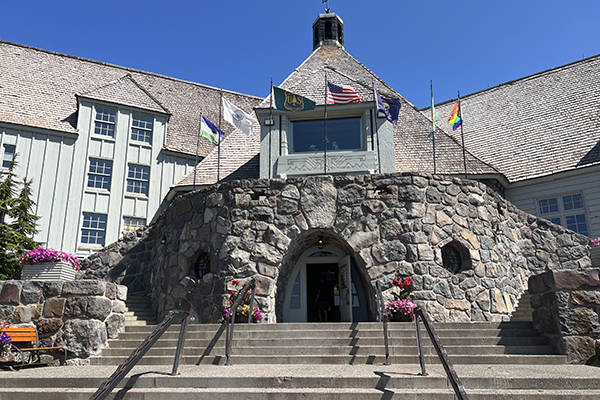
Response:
[[82, 173, 592, 326], [0, 279, 127, 361], [529, 269, 600, 364]]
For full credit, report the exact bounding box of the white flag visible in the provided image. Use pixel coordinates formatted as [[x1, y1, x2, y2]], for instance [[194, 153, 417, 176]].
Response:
[[222, 98, 257, 135]]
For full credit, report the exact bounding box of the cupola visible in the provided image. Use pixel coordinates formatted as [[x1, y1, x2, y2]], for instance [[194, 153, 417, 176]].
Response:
[[312, 12, 344, 50]]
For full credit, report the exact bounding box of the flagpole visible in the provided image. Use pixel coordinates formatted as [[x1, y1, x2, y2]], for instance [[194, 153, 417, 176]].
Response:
[[458, 91, 467, 179], [194, 113, 201, 190], [372, 80, 381, 174], [431, 80, 437, 175], [218, 89, 223, 182], [269, 77, 273, 179], [324, 71, 328, 175]]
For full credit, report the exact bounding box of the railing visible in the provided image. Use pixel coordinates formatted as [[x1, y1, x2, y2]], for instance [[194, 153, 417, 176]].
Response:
[[90, 309, 190, 400], [376, 281, 469, 400], [414, 307, 469, 400], [225, 280, 256, 366]]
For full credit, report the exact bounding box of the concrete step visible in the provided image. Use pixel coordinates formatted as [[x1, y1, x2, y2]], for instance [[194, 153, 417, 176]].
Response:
[[1, 364, 597, 399]]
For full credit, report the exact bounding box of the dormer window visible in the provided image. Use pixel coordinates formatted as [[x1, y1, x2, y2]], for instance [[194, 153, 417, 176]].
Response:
[[291, 117, 362, 153]]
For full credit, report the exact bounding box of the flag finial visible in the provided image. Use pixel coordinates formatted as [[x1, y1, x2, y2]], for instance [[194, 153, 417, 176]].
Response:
[[323, 0, 330, 13]]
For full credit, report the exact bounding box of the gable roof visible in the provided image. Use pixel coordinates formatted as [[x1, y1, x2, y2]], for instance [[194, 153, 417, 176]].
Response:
[[172, 45, 499, 190], [432, 54, 600, 183], [79, 74, 169, 115], [0, 41, 261, 158]]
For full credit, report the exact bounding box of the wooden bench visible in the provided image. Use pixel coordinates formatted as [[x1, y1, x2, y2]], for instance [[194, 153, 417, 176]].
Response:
[[1, 327, 66, 370]]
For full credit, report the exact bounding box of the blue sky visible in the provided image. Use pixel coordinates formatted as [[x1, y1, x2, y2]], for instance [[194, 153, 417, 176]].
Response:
[[2, 1, 599, 108]]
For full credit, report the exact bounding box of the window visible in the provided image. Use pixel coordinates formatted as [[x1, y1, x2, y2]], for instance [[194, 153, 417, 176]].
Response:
[[87, 159, 112, 190], [131, 114, 153, 144], [94, 107, 116, 137], [2, 144, 16, 168], [81, 213, 107, 245], [127, 165, 150, 195], [194, 253, 210, 280], [123, 217, 145, 234], [291, 117, 362, 153], [538, 194, 589, 236], [290, 271, 301, 309], [442, 245, 462, 274]]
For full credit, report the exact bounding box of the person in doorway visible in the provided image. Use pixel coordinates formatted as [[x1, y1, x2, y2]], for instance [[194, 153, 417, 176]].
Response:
[[314, 277, 330, 322]]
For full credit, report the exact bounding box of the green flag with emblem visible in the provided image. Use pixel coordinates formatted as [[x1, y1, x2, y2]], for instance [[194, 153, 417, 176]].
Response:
[[273, 86, 316, 112]]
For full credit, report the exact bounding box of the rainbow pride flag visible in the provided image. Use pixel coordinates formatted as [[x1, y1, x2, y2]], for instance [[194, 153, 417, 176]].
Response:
[[448, 102, 462, 131]]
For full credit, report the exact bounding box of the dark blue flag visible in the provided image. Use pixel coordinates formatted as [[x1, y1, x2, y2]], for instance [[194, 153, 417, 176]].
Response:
[[376, 89, 401, 125]]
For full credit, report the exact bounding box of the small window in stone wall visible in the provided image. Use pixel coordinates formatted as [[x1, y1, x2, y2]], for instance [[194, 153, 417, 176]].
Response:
[[194, 253, 210, 280], [442, 242, 471, 274]]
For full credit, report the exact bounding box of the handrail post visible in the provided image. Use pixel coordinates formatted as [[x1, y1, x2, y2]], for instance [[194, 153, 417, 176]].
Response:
[[415, 315, 427, 376], [247, 287, 255, 324], [224, 280, 255, 366], [376, 281, 390, 365], [171, 312, 190, 375]]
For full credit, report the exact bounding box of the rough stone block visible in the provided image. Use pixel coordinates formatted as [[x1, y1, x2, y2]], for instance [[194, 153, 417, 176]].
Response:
[[62, 280, 106, 296], [553, 269, 600, 290]]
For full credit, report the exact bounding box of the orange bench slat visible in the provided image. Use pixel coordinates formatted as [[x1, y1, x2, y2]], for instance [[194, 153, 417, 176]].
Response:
[[2, 328, 37, 343]]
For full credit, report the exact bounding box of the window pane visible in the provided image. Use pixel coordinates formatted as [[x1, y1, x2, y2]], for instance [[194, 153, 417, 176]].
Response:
[[539, 198, 559, 214], [123, 217, 146, 234], [94, 107, 116, 137], [81, 213, 107, 245], [127, 165, 150, 195], [87, 159, 112, 190], [565, 214, 588, 236], [2, 145, 16, 168], [563, 194, 583, 211], [131, 114, 153, 144], [549, 217, 561, 225], [291, 118, 361, 153]]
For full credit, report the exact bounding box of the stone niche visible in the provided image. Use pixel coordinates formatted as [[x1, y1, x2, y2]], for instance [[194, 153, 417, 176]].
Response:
[[82, 173, 591, 326]]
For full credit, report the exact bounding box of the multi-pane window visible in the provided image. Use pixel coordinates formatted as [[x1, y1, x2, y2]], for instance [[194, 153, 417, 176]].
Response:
[[87, 159, 112, 190], [81, 213, 107, 245], [2, 144, 16, 168], [123, 217, 146, 234], [538, 194, 589, 236], [291, 117, 362, 153], [131, 114, 153, 144], [127, 165, 150, 195], [94, 107, 116, 137]]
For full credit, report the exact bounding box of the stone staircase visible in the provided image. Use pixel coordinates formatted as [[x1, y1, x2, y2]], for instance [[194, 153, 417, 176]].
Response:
[[510, 291, 534, 322], [1, 321, 599, 399], [124, 293, 157, 326]]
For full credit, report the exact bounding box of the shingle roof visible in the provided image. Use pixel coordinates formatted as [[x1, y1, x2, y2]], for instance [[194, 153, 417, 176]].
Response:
[[174, 45, 498, 188], [431, 55, 600, 183], [0, 41, 261, 158]]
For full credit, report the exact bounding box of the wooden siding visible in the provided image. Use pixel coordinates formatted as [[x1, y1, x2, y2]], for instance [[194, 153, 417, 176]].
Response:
[[506, 168, 600, 238], [0, 102, 197, 256]]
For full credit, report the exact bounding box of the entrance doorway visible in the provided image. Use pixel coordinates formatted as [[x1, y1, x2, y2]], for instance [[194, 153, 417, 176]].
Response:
[[283, 245, 369, 322], [307, 263, 339, 322]]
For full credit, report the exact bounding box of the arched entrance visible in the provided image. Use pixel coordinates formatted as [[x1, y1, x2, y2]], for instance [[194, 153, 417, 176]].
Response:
[[282, 244, 368, 322]]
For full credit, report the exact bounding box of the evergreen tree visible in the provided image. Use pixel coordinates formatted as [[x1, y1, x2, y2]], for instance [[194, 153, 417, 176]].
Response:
[[0, 157, 40, 280]]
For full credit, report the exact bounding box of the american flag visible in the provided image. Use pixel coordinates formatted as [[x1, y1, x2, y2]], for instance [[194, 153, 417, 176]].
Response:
[[327, 82, 363, 104]]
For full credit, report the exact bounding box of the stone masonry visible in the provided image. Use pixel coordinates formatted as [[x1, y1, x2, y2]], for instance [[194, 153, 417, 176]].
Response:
[[529, 269, 600, 364], [0, 279, 127, 361], [82, 173, 592, 333]]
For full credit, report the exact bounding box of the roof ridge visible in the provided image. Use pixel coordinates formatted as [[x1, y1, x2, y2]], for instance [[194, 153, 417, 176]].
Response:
[[0, 40, 262, 102]]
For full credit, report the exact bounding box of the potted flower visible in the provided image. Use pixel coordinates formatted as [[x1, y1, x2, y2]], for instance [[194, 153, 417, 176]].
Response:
[[385, 276, 417, 322], [18, 247, 81, 281], [1, 317, 13, 361], [222, 280, 262, 323], [591, 238, 600, 266]]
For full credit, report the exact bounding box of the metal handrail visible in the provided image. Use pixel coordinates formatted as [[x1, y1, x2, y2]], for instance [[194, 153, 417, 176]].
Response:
[[375, 281, 390, 365], [414, 307, 470, 400], [90, 309, 190, 400], [225, 280, 256, 366]]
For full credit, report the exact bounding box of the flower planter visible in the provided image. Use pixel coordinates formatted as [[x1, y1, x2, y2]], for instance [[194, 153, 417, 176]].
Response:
[[591, 246, 600, 267], [390, 313, 414, 322], [21, 262, 76, 281]]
